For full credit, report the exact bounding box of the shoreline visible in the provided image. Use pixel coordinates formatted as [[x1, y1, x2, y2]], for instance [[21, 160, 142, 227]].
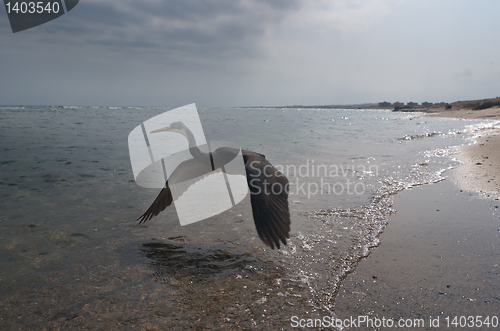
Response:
[[426, 106, 500, 199], [333, 106, 500, 325], [334, 179, 500, 324]]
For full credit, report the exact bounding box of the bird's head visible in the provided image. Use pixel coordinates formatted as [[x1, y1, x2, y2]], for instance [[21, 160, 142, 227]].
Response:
[[150, 121, 189, 138]]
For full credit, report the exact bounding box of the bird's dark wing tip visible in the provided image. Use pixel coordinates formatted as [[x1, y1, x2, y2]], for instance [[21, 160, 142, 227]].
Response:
[[135, 186, 173, 225]]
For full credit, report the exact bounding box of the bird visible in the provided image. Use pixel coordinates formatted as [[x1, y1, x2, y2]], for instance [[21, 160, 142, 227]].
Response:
[[136, 121, 291, 249]]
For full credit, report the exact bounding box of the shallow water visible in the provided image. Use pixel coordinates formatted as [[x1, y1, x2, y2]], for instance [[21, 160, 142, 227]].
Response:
[[1, 105, 498, 329]]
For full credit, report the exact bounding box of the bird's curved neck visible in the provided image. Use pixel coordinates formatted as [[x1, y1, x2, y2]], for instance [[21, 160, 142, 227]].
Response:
[[184, 127, 212, 167]]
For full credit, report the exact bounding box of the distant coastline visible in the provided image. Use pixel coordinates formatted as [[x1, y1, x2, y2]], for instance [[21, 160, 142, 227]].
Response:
[[391, 96, 500, 113], [258, 96, 500, 113]]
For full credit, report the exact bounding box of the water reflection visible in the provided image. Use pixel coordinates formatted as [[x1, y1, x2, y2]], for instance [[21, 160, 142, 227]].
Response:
[[140, 240, 269, 282]]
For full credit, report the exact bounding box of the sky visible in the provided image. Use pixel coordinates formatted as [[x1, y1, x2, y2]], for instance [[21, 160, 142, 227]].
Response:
[[1, 0, 499, 107]]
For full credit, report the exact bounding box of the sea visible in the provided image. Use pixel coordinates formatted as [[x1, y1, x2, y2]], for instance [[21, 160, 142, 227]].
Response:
[[0, 105, 498, 329]]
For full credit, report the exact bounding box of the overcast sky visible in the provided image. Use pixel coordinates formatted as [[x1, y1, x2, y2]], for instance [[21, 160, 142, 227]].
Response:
[[1, 0, 499, 107]]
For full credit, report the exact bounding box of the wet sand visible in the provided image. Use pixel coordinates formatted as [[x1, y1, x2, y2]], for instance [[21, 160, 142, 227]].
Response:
[[334, 108, 500, 329], [334, 179, 500, 329]]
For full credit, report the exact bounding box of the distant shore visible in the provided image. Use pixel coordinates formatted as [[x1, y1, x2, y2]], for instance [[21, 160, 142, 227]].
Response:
[[395, 96, 500, 114], [424, 105, 500, 120]]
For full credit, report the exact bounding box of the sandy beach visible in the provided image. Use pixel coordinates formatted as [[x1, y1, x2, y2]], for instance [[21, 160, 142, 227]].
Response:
[[428, 106, 500, 199]]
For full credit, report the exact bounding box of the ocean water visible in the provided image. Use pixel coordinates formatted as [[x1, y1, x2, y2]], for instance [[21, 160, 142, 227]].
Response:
[[0, 105, 498, 329]]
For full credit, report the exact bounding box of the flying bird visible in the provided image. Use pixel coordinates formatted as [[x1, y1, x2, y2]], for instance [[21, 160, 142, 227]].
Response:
[[136, 121, 290, 249]]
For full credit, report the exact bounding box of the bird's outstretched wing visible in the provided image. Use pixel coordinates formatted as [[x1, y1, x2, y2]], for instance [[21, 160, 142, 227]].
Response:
[[136, 157, 220, 224], [243, 151, 291, 249], [136, 185, 173, 224], [137, 148, 292, 250]]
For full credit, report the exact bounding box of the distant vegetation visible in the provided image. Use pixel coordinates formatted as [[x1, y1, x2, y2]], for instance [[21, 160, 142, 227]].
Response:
[[268, 97, 500, 111], [391, 97, 500, 112]]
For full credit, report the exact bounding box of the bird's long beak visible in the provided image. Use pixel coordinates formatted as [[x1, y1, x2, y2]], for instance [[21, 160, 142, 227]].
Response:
[[150, 127, 170, 134]]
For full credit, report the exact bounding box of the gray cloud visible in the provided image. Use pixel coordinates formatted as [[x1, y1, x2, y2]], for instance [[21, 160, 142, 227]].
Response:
[[2, 1, 499, 107], [47, 0, 302, 61]]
